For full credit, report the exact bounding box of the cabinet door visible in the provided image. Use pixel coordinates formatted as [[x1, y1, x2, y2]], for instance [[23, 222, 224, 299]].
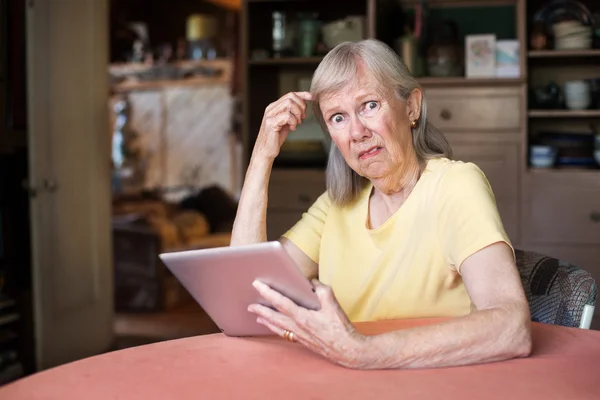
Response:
[[27, 0, 113, 369], [523, 171, 600, 246], [266, 210, 303, 241], [448, 140, 521, 245], [267, 169, 326, 241]]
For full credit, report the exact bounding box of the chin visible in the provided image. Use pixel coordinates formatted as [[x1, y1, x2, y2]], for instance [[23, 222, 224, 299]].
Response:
[[357, 164, 389, 180]]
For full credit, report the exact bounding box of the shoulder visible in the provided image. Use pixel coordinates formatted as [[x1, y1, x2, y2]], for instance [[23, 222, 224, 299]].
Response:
[[313, 190, 333, 209], [427, 158, 491, 192]]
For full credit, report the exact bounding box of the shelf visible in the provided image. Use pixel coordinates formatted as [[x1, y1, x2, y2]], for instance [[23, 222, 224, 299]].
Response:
[[0, 313, 19, 327], [528, 168, 599, 176], [528, 49, 600, 58], [399, 0, 518, 7], [528, 110, 600, 118], [418, 77, 524, 87], [0, 298, 16, 311], [248, 57, 323, 66]]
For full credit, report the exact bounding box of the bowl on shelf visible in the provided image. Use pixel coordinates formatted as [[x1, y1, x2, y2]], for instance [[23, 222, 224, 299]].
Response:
[[594, 149, 600, 166], [553, 20, 592, 50], [564, 80, 591, 110], [530, 145, 558, 168]]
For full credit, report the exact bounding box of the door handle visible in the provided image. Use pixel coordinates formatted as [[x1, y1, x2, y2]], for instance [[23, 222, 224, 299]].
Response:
[[43, 179, 59, 193], [590, 211, 600, 222]]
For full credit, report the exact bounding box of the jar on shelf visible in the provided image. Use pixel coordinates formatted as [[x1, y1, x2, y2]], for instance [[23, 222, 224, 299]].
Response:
[[426, 20, 463, 77], [186, 14, 218, 60], [297, 13, 321, 57], [272, 11, 287, 58]]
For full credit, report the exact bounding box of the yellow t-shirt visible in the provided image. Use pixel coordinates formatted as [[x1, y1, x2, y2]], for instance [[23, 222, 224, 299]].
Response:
[[282, 157, 512, 322]]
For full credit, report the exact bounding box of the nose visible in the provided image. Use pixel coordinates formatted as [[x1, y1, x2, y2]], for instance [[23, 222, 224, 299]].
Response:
[[349, 115, 371, 142]]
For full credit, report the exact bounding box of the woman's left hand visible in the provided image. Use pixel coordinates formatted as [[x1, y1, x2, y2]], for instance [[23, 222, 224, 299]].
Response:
[[248, 279, 369, 369]]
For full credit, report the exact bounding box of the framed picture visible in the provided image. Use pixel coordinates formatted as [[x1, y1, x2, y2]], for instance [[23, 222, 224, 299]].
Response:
[[5, 0, 28, 130], [465, 34, 496, 78]]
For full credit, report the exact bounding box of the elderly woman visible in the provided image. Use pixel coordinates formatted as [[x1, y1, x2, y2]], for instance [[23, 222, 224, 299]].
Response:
[[231, 39, 532, 369]]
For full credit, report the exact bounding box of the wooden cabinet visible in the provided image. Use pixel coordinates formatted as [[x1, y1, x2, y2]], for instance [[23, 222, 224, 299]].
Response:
[[267, 169, 326, 240], [524, 172, 600, 246], [521, 170, 600, 324], [425, 86, 524, 246], [446, 137, 521, 244], [425, 87, 522, 132], [522, 171, 600, 267]]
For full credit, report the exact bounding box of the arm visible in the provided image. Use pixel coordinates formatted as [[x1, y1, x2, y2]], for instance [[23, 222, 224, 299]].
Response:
[[229, 92, 318, 280], [357, 241, 532, 369], [229, 155, 273, 245], [249, 241, 531, 370], [355, 163, 532, 368], [248, 161, 531, 369], [230, 158, 318, 280], [230, 91, 311, 246], [280, 237, 319, 281]]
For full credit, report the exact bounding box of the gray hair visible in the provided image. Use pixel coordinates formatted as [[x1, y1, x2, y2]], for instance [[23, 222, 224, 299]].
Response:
[[310, 39, 452, 206]]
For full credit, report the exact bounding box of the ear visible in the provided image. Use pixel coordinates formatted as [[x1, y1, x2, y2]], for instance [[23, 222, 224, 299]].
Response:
[[406, 89, 423, 122]]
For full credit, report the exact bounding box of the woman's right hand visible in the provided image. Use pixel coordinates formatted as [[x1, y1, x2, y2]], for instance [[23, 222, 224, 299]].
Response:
[[253, 91, 313, 160]]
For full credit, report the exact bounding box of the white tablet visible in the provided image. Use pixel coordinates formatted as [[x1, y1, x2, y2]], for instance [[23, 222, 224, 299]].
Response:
[[159, 241, 321, 337]]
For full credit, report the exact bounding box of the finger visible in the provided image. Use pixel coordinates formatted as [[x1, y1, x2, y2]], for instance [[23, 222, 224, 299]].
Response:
[[293, 91, 312, 101], [270, 112, 296, 132], [271, 98, 304, 124], [256, 316, 307, 345], [252, 280, 301, 316], [287, 92, 310, 119], [272, 93, 308, 120], [248, 303, 286, 324], [277, 101, 303, 126], [311, 280, 336, 305], [255, 315, 286, 336], [248, 303, 299, 336]]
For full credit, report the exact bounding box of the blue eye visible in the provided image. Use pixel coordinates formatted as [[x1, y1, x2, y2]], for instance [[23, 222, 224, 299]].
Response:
[[366, 101, 378, 110], [330, 114, 343, 124]]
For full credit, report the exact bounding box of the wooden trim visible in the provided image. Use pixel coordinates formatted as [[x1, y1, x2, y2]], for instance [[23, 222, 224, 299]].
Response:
[[109, 59, 233, 76], [418, 77, 524, 87], [528, 110, 600, 118], [367, 0, 376, 38], [529, 49, 600, 58], [241, 0, 250, 171], [516, 0, 527, 80], [398, 0, 518, 8], [527, 169, 600, 178], [248, 57, 323, 65], [111, 76, 231, 94]]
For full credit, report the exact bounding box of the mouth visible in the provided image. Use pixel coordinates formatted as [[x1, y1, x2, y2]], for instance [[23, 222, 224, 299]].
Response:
[[358, 146, 383, 160]]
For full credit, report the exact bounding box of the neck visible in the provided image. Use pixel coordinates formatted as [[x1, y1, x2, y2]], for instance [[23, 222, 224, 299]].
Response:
[[371, 153, 424, 211]]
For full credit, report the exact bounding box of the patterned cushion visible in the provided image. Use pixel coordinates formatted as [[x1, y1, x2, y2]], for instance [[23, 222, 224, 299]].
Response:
[[515, 249, 597, 328]]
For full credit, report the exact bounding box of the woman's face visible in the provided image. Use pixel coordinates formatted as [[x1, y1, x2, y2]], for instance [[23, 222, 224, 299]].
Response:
[[319, 69, 422, 182]]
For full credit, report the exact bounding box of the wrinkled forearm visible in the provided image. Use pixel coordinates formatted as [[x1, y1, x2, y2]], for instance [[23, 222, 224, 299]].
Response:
[[355, 303, 532, 369], [230, 155, 273, 246]]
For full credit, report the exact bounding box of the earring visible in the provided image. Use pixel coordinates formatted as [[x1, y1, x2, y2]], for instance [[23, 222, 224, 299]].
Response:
[[411, 120, 418, 128]]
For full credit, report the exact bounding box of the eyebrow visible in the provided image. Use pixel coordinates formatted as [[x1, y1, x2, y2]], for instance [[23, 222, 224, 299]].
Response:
[[321, 92, 380, 118]]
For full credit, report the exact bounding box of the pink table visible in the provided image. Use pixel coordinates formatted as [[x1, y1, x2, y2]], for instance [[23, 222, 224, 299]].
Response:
[[2, 318, 600, 399]]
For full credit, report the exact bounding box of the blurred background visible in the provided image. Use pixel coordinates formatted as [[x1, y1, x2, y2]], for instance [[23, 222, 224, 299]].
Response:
[[0, 0, 599, 385]]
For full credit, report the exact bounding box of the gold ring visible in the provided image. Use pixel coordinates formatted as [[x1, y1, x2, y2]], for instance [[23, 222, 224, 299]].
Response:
[[283, 329, 296, 343]]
